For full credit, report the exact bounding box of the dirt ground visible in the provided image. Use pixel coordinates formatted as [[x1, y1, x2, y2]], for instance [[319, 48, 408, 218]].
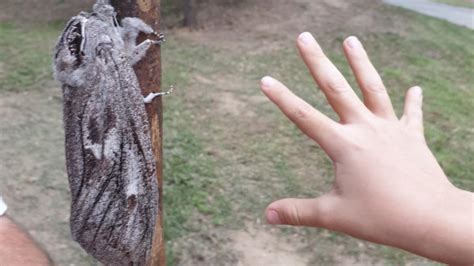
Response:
[[0, 0, 461, 265]]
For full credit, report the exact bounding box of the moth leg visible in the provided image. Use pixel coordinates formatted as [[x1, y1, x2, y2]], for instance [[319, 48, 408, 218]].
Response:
[[130, 38, 163, 65], [144, 86, 174, 103], [121, 17, 154, 35], [152, 32, 166, 43], [121, 17, 165, 62], [121, 17, 156, 49]]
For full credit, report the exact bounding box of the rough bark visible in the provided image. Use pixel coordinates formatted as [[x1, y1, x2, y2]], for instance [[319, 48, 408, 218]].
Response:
[[110, 1, 165, 265]]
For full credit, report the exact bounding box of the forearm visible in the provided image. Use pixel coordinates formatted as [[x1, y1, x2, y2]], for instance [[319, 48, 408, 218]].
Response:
[[0, 216, 51, 266]]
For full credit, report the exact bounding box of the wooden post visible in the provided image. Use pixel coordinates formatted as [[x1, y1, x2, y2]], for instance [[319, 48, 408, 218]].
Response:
[[110, 0, 165, 265]]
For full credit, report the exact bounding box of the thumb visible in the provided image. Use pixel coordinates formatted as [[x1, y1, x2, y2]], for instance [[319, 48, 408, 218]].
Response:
[[265, 195, 337, 228]]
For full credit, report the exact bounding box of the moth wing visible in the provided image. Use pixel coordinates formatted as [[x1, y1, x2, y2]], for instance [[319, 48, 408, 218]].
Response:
[[64, 50, 158, 264]]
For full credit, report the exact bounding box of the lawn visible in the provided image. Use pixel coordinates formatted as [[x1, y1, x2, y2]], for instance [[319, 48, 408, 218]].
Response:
[[0, 1, 472, 265], [433, 0, 474, 8]]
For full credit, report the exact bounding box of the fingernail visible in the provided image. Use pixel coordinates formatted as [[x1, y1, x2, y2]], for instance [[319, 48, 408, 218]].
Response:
[[261, 76, 274, 88], [413, 86, 423, 96], [266, 209, 282, 224], [299, 32, 315, 45], [346, 36, 360, 49]]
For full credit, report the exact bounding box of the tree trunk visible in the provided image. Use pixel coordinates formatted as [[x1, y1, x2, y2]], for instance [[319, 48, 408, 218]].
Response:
[[183, 0, 197, 27], [109, 1, 165, 265]]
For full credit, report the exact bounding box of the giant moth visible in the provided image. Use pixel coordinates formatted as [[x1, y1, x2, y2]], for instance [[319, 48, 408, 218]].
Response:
[[53, 0, 168, 264]]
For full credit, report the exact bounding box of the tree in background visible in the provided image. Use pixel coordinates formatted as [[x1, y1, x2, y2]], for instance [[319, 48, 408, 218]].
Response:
[[183, 0, 197, 27]]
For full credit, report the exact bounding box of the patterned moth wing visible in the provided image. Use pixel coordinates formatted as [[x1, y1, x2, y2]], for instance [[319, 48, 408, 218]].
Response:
[[53, 4, 159, 265]]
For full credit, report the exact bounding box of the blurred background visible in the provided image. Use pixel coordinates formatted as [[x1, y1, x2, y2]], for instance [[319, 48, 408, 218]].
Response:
[[0, 0, 472, 265]]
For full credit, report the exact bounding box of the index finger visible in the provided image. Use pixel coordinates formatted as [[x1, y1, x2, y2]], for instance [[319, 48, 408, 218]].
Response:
[[261, 76, 343, 156]]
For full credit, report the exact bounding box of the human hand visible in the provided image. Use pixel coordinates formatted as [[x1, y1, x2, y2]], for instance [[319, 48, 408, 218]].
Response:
[[261, 32, 474, 264]]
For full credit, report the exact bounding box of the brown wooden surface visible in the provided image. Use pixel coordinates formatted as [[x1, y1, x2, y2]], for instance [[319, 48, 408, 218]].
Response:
[[110, 0, 165, 265]]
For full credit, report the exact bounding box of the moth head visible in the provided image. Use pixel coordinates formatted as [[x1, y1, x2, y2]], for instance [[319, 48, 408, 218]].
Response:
[[53, 16, 87, 84], [93, 0, 115, 17]]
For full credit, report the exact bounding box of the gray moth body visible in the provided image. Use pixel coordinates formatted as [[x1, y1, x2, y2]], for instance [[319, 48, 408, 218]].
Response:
[[54, 1, 162, 265]]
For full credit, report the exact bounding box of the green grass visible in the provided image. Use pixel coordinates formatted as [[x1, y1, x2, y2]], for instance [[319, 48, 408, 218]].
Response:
[[163, 53, 232, 240], [0, 23, 60, 91], [433, 0, 474, 8], [163, 126, 231, 265], [161, 39, 233, 265]]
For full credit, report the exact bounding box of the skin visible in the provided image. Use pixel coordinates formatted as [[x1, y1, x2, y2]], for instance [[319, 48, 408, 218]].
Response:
[[261, 32, 474, 265], [0, 216, 51, 265]]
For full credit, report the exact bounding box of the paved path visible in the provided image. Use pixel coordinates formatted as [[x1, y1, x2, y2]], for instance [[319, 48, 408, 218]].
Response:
[[384, 0, 474, 29]]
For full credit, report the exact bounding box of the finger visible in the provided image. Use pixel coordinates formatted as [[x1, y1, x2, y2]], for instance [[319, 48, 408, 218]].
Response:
[[297, 32, 370, 123], [265, 195, 338, 229], [401, 86, 424, 132], [261, 76, 343, 154], [343, 36, 397, 120]]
